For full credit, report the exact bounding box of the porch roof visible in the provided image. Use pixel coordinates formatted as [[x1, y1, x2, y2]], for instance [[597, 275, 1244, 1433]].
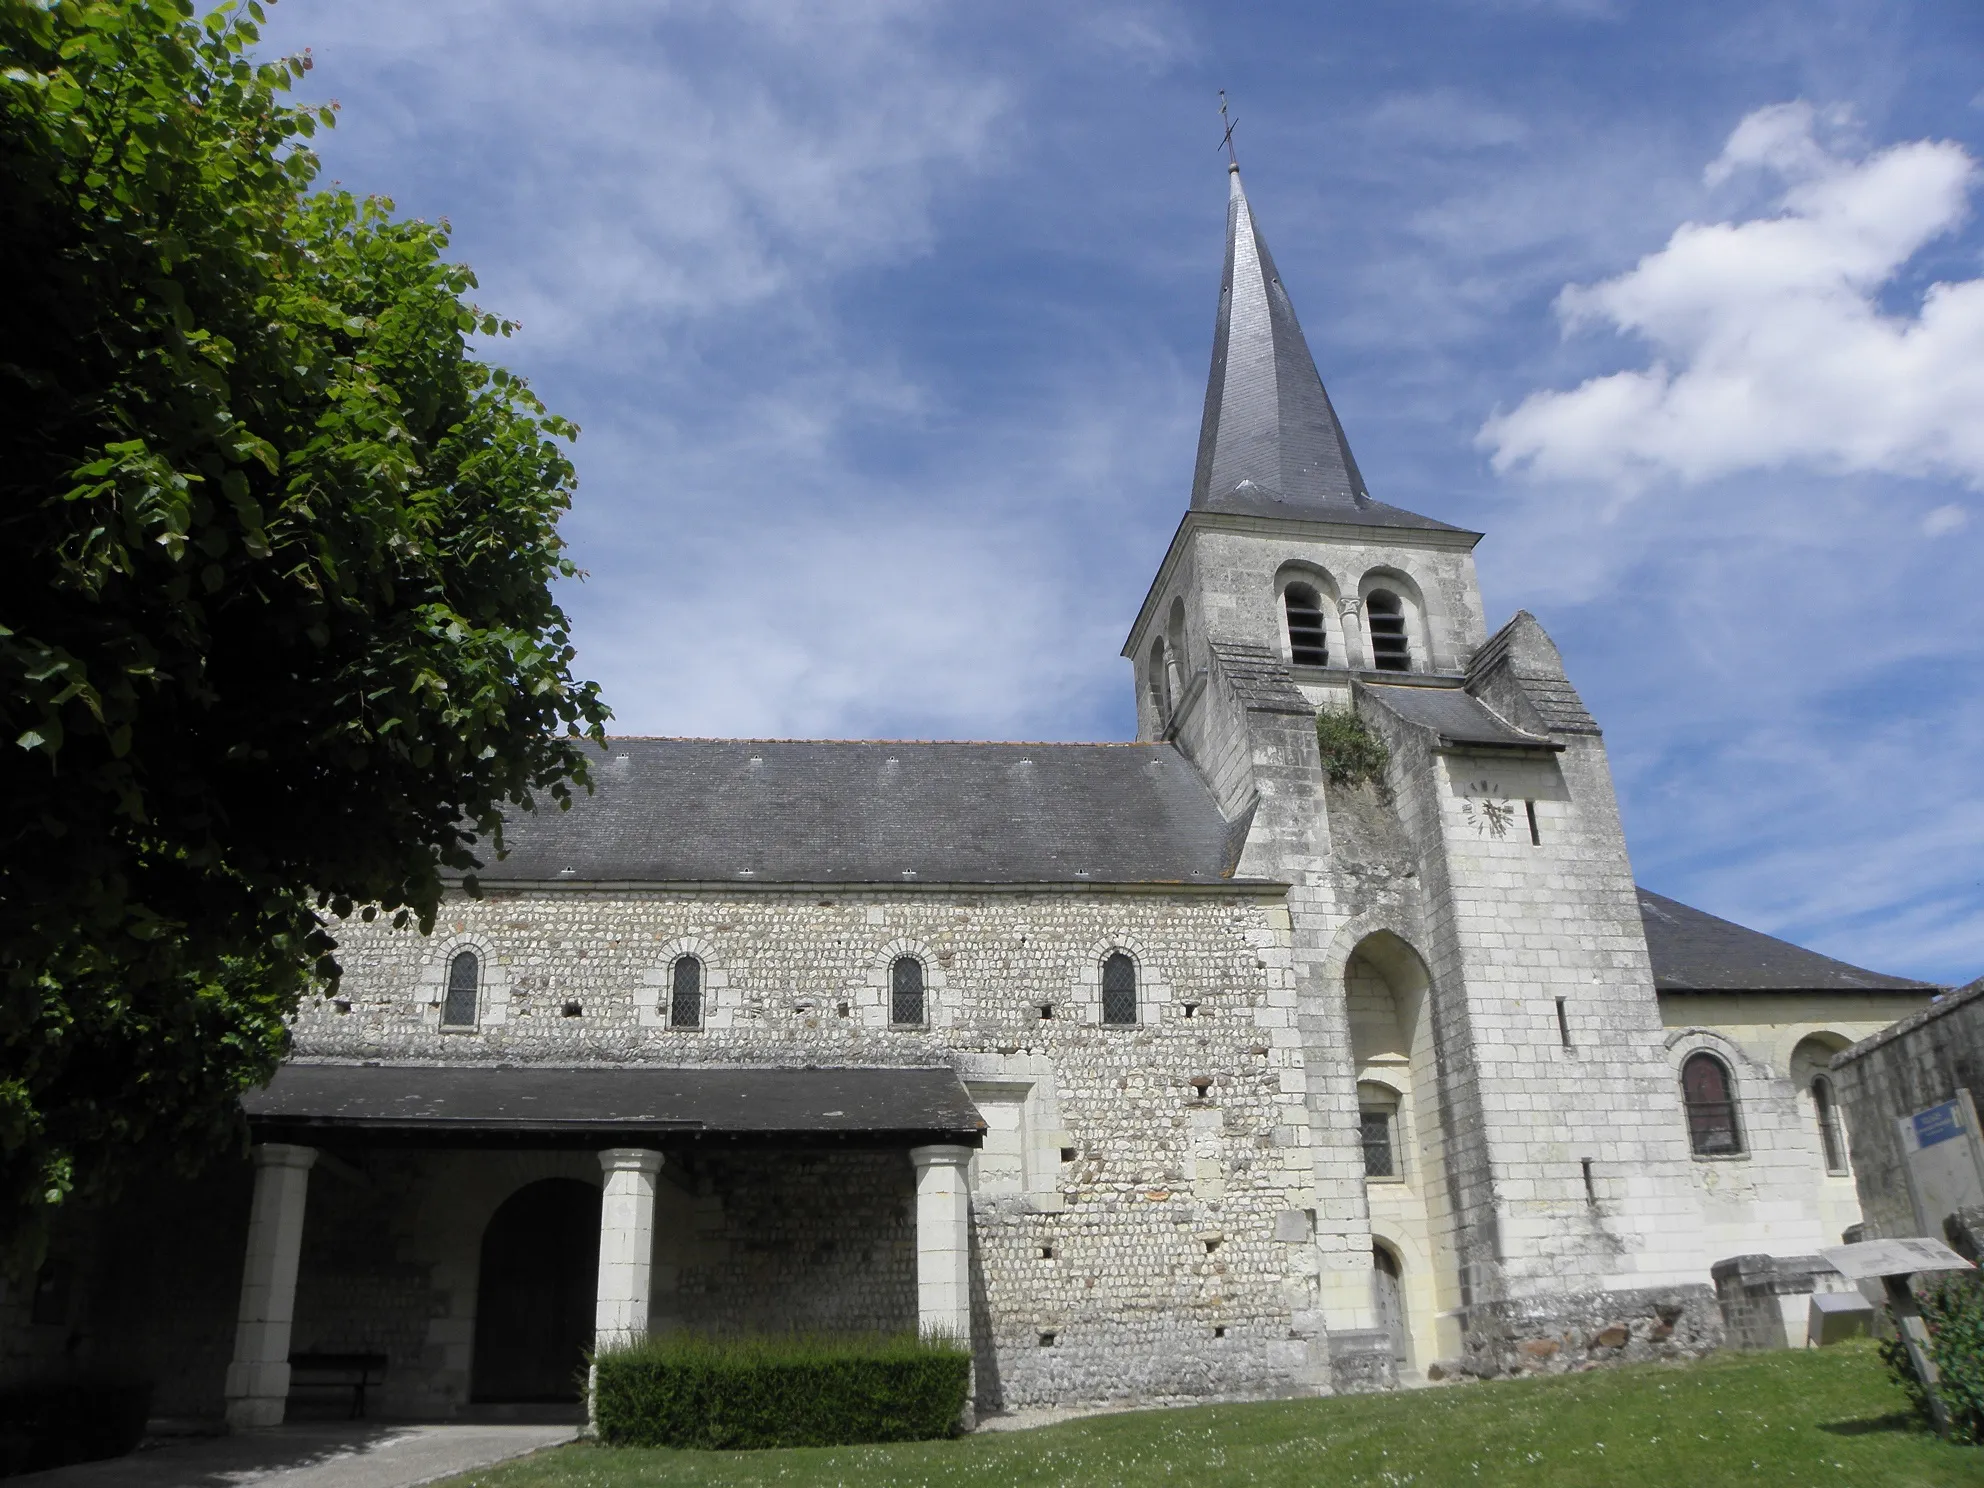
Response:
[[242, 1062, 986, 1149]]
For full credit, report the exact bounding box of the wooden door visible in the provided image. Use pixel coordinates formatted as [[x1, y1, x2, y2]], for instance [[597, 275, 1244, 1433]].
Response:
[[1373, 1244, 1408, 1368], [471, 1178, 601, 1402]]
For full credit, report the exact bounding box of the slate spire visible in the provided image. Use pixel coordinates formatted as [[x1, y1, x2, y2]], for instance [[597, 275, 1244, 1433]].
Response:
[[1190, 164, 1435, 527]]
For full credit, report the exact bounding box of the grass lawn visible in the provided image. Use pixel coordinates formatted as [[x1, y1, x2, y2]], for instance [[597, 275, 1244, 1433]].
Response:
[[443, 1342, 1980, 1488]]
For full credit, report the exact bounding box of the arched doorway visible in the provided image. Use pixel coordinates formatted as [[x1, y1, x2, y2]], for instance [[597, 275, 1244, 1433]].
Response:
[[1372, 1243, 1408, 1370], [472, 1178, 601, 1402]]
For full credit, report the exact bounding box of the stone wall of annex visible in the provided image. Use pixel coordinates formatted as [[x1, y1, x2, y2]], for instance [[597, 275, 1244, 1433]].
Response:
[[1834, 977, 1984, 1242]]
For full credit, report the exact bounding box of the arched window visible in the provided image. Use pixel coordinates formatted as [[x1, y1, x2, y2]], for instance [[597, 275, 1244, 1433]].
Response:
[[669, 955, 703, 1030], [1147, 638, 1170, 722], [443, 949, 480, 1028], [1812, 1074, 1848, 1174], [891, 956, 926, 1028], [1681, 1052, 1742, 1155], [1284, 584, 1329, 667], [1101, 952, 1137, 1026], [1366, 589, 1411, 672]]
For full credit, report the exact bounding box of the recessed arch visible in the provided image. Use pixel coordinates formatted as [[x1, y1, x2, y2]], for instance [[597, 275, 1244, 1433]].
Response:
[[423, 932, 507, 1031], [471, 1178, 600, 1403]]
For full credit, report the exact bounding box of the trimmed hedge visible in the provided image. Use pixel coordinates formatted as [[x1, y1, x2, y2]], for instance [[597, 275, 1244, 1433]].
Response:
[[0, 1378, 151, 1476], [1883, 1274, 1984, 1443], [592, 1332, 971, 1450]]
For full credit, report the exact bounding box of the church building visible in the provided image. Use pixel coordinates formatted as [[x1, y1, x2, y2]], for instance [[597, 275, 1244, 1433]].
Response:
[[8, 165, 1939, 1427]]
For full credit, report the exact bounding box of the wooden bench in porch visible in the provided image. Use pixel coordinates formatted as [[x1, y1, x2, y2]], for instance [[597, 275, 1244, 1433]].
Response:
[[287, 1352, 389, 1419]]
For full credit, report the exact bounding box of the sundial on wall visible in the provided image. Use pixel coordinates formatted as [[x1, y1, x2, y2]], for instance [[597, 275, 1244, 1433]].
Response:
[[1459, 779, 1516, 839]]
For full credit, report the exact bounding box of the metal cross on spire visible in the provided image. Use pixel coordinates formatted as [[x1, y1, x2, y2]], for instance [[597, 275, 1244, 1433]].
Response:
[[1218, 90, 1239, 167]]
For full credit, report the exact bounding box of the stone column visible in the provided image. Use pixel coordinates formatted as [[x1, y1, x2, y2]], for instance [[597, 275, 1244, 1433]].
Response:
[[594, 1148, 665, 1352], [909, 1145, 973, 1343], [223, 1143, 318, 1431]]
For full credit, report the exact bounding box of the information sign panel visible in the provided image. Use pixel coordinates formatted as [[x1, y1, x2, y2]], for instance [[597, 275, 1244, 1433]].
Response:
[[1821, 1237, 1974, 1280], [1897, 1090, 1984, 1239]]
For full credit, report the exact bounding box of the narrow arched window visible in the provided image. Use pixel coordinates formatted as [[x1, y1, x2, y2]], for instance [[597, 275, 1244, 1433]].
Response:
[[670, 955, 704, 1030], [891, 956, 926, 1028], [1148, 638, 1170, 722], [1681, 1052, 1742, 1155], [442, 950, 479, 1028], [1366, 590, 1411, 672], [1101, 952, 1137, 1026], [1812, 1074, 1848, 1174], [1284, 584, 1329, 667]]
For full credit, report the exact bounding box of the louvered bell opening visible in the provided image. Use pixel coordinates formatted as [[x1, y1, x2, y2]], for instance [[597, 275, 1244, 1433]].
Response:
[[1284, 587, 1329, 668], [1366, 590, 1411, 673]]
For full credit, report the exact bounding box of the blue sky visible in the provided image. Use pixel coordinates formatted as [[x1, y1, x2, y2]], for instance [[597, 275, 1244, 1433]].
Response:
[[257, 0, 1984, 984]]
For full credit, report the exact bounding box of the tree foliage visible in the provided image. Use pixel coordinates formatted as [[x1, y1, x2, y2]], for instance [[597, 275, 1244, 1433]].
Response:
[[0, 0, 608, 1266]]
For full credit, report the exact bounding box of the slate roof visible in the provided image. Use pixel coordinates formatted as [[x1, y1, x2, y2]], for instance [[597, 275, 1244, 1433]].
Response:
[[1358, 683, 1563, 752], [476, 739, 1250, 887], [1638, 888, 1939, 995], [244, 1064, 985, 1148], [1189, 166, 1467, 536]]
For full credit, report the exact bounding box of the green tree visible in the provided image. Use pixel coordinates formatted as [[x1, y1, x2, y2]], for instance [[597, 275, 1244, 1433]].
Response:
[[0, 0, 608, 1267]]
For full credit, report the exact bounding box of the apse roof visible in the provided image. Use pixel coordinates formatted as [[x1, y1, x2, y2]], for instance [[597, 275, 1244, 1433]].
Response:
[[1637, 888, 1939, 995], [473, 738, 1253, 887]]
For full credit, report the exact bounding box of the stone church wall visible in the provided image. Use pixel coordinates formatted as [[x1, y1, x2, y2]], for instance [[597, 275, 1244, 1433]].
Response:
[[298, 883, 1332, 1407]]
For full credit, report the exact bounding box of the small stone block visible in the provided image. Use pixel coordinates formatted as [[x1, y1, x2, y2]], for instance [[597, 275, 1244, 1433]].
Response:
[[1272, 1209, 1313, 1242], [1808, 1290, 1875, 1346]]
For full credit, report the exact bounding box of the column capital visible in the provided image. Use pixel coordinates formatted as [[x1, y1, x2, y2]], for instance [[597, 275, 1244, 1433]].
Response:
[[598, 1147, 665, 1177], [909, 1143, 976, 1172], [251, 1142, 318, 1172]]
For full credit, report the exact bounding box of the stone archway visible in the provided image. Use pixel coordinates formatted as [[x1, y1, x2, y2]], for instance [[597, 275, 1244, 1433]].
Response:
[[471, 1178, 601, 1403]]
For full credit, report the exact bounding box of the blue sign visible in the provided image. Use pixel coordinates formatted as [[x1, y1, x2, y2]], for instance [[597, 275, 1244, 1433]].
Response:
[[1913, 1101, 1966, 1149]]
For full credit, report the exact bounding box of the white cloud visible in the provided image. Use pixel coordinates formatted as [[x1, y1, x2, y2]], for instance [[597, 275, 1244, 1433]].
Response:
[[1480, 102, 1984, 498], [265, 0, 1007, 348]]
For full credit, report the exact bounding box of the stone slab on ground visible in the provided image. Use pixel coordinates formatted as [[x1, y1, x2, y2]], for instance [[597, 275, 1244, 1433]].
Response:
[[16, 1424, 578, 1488]]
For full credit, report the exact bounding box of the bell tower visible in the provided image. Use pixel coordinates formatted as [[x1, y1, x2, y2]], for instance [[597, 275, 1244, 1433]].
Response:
[[1123, 162, 1490, 790], [1123, 160, 1717, 1381]]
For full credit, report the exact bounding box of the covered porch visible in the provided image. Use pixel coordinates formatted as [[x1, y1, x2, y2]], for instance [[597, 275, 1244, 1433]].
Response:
[[225, 1064, 984, 1429]]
